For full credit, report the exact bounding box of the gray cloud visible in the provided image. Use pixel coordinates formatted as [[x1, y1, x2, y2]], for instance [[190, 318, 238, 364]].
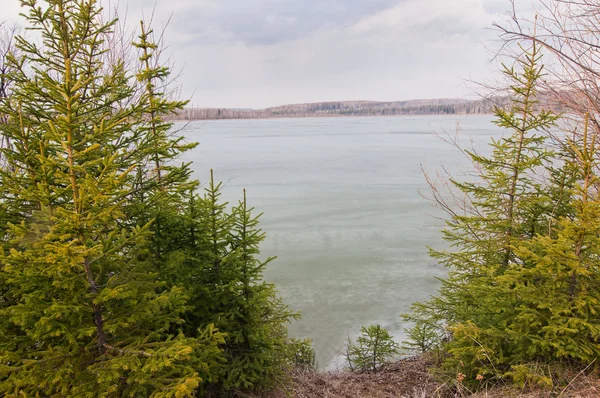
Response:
[[482, 0, 537, 15], [482, 0, 510, 14], [170, 0, 400, 45]]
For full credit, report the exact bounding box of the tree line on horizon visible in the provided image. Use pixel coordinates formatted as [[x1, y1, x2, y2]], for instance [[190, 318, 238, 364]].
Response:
[[173, 95, 567, 121], [175, 98, 500, 120]]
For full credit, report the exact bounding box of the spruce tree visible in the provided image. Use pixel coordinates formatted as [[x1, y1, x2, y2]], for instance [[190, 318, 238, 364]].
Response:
[[503, 116, 600, 365], [403, 40, 561, 384], [221, 189, 299, 391], [187, 173, 299, 394], [347, 324, 399, 372], [129, 20, 198, 259], [0, 1, 224, 395]]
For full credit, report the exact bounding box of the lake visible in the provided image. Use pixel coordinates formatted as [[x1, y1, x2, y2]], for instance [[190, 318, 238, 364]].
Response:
[[178, 115, 503, 369]]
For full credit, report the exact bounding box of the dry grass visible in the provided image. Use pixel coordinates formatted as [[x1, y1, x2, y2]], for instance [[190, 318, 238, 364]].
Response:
[[259, 356, 451, 398], [247, 356, 600, 398], [468, 372, 600, 398]]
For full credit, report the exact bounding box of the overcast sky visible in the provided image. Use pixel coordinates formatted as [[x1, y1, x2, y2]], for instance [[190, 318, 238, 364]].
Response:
[[2, 0, 533, 108]]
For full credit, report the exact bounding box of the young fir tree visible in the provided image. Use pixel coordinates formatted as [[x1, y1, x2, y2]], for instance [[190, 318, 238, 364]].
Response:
[[403, 40, 561, 384], [221, 189, 299, 391], [186, 173, 299, 395], [502, 117, 600, 370], [446, 119, 600, 388], [128, 20, 198, 261], [347, 324, 399, 372], [0, 1, 224, 395], [186, 170, 236, 340]]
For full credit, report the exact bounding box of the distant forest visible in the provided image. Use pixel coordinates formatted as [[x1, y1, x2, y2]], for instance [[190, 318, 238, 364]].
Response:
[[173, 98, 512, 120]]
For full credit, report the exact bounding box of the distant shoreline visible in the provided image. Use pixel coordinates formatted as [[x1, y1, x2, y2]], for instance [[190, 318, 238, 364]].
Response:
[[172, 98, 504, 121], [172, 112, 496, 122]]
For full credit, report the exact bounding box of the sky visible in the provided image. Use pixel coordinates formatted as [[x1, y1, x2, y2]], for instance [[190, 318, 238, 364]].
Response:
[[1, 0, 534, 108]]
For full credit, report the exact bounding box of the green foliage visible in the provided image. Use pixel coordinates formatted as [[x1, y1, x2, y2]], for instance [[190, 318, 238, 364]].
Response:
[[402, 318, 444, 355], [504, 364, 553, 389], [0, 1, 298, 396], [501, 119, 600, 364], [402, 39, 600, 389], [347, 324, 400, 372], [188, 179, 300, 394], [289, 338, 317, 369]]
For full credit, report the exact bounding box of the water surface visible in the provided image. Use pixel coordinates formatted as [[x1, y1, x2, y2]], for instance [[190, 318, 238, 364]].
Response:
[[178, 115, 502, 368]]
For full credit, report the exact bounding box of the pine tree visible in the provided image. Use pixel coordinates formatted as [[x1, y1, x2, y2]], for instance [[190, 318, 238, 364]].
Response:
[[0, 1, 224, 395]]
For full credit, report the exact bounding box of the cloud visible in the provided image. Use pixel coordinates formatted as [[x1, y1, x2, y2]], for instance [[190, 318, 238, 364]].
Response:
[[482, 0, 510, 14], [482, 0, 537, 15], [166, 0, 400, 46], [2, 1, 26, 23], [351, 0, 490, 41], [2, 0, 506, 108], [170, 0, 499, 108]]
